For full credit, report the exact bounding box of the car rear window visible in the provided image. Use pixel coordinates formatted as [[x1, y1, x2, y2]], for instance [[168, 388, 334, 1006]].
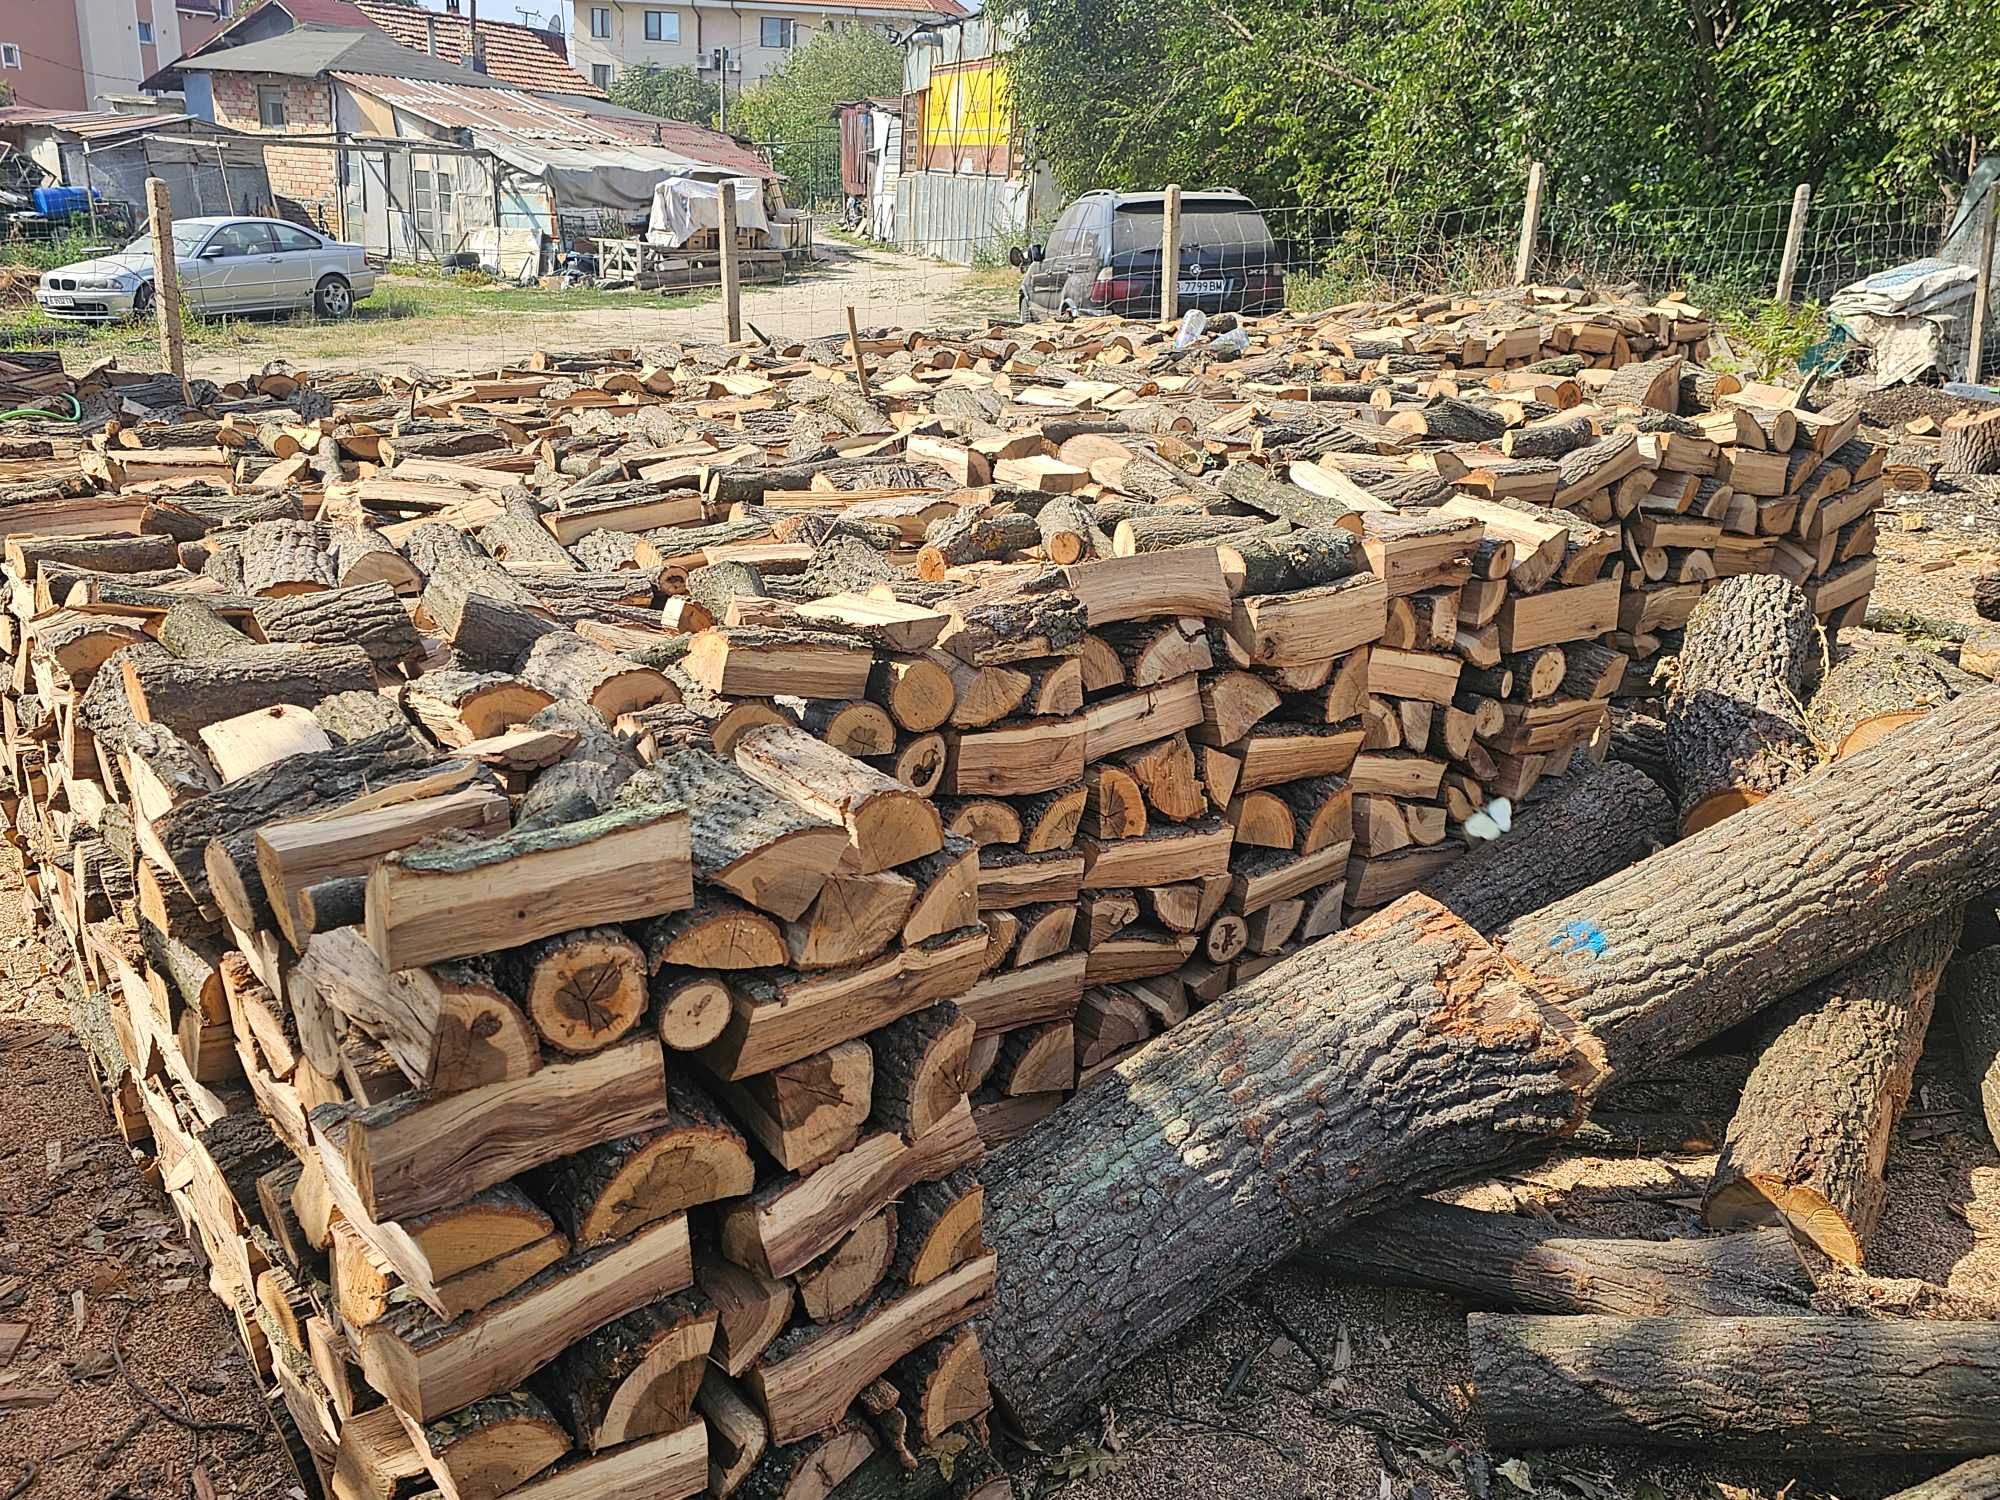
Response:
[[1112, 200, 1274, 254]]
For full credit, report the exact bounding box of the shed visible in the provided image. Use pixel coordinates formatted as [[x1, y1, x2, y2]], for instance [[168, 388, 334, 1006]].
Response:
[[0, 107, 272, 225]]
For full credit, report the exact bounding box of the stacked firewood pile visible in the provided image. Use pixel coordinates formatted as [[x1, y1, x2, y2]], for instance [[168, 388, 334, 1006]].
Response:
[[0, 285, 1978, 1500]]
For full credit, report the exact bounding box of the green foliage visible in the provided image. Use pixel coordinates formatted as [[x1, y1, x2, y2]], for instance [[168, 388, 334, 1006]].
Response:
[[0, 229, 111, 272], [993, 0, 2000, 218], [1715, 298, 1830, 378], [609, 64, 718, 126], [727, 28, 902, 196]]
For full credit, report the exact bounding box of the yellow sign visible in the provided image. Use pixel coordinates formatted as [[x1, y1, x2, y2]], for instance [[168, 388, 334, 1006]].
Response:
[[923, 60, 1009, 151]]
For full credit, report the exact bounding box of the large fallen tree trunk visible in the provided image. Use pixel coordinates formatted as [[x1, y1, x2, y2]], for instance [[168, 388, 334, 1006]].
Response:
[[978, 688, 2000, 1437], [1703, 911, 1960, 1263], [1416, 761, 1672, 934], [1301, 1201, 1809, 1316], [1469, 1314, 2000, 1457]]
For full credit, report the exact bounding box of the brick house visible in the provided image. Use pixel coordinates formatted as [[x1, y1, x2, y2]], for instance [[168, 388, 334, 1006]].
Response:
[[207, 67, 339, 223]]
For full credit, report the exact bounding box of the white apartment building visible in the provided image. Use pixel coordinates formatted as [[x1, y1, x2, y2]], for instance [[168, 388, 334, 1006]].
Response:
[[568, 0, 965, 95]]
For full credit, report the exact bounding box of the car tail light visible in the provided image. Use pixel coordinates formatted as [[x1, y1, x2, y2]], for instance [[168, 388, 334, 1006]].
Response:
[[1090, 268, 1145, 307]]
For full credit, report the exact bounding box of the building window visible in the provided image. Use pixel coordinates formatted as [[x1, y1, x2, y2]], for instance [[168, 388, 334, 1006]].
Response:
[[137, 20, 155, 42], [644, 10, 678, 41], [257, 84, 288, 126], [0, 43, 19, 68], [589, 6, 610, 36], [592, 62, 612, 88], [760, 17, 794, 47]]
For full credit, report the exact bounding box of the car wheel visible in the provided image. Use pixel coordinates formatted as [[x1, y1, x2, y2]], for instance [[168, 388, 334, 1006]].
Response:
[[130, 282, 154, 320], [314, 275, 354, 320]]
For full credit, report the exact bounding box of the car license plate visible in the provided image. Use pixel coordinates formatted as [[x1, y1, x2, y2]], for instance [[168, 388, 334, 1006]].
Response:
[[44, 295, 74, 308], [1178, 278, 1226, 296]]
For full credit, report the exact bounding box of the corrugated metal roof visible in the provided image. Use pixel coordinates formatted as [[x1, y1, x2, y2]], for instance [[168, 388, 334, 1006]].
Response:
[[0, 107, 243, 141], [351, 2, 598, 97], [336, 74, 775, 180], [178, 27, 519, 87]]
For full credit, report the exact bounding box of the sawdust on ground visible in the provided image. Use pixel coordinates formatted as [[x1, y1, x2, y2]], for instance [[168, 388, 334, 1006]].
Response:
[[0, 868, 299, 1500]]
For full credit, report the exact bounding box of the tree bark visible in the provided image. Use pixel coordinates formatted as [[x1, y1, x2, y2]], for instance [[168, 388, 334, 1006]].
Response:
[[1806, 644, 1980, 758], [1416, 762, 1672, 934], [1884, 1458, 2000, 1499], [123, 643, 375, 739], [240, 519, 336, 597], [977, 688, 2000, 1437], [1704, 912, 1960, 1263], [1940, 407, 2000, 475], [1951, 943, 2000, 1152], [253, 582, 422, 668], [1664, 573, 1819, 833], [1470, 1314, 2000, 1457], [1301, 1199, 1809, 1315]]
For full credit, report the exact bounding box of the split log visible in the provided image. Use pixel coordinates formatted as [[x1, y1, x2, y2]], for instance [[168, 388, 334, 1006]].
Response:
[[891, 1327, 991, 1443], [540, 1291, 717, 1451], [1806, 644, 1979, 757], [1416, 762, 1672, 934], [410, 1390, 571, 1500], [824, 1440, 1010, 1500], [526, 1079, 753, 1245], [1664, 573, 1818, 833], [1470, 1314, 2000, 1457], [499, 925, 650, 1055], [735, 724, 942, 875], [704, 1039, 873, 1172], [1301, 1199, 1809, 1315], [253, 583, 422, 668], [796, 1211, 898, 1323], [977, 688, 2000, 1435], [518, 631, 672, 719], [739, 1424, 876, 1500], [1704, 912, 1960, 1263], [124, 643, 376, 739], [891, 1169, 984, 1288], [916, 508, 1039, 580], [870, 1002, 975, 1141]]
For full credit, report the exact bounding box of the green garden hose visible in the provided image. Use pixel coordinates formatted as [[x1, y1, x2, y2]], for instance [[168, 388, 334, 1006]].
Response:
[[0, 393, 83, 422]]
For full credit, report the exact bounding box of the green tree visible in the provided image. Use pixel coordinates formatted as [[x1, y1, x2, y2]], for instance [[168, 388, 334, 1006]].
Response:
[[726, 27, 904, 202], [609, 63, 718, 126]]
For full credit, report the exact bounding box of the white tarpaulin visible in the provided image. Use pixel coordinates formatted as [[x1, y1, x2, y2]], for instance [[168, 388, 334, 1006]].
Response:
[[647, 176, 768, 247], [1827, 258, 1978, 390]]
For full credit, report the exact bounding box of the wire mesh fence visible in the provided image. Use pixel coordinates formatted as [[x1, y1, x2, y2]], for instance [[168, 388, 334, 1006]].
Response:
[[0, 168, 1962, 387]]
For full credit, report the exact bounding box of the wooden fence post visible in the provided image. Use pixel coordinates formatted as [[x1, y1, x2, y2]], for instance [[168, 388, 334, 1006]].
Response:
[[1971, 187, 1998, 384], [718, 180, 743, 343], [1513, 161, 1545, 286], [1775, 183, 1811, 303], [144, 176, 188, 401], [1160, 183, 1182, 325]]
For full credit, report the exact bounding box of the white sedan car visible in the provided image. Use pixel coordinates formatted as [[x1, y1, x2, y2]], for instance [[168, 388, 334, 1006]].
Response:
[[35, 215, 376, 322]]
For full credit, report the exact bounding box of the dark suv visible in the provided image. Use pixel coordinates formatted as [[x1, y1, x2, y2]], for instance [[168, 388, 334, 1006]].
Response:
[[1009, 189, 1285, 322]]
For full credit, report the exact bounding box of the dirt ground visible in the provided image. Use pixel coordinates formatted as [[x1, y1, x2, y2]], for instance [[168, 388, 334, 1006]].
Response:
[[0, 870, 299, 1500], [169, 241, 1013, 386], [2, 404, 1997, 1500]]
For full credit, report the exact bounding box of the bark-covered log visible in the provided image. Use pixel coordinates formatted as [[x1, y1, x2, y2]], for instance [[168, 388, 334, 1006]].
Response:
[[978, 688, 2000, 1436], [1884, 1459, 2000, 1499], [870, 1002, 975, 1141], [1470, 1314, 2000, 1457], [151, 731, 431, 904], [1940, 406, 2000, 475], [1664, 573, 1818, 833], [1805, 644, 1979, 758], [518, 629, 673, 718], [480, 494, 578, 571], [916, 508, 1040, 581], [1951, 943, 2000, 1152], [1704, 912, 1959, 1263], [829, 1438, 1010, 1500], [1110, 512, 1264, 555], [313, 689, 421, 748], [1500, 413, 1595, 460], [1220, 525, 1364, 596], [540, 1291, 717, 1451], [123, 643, 376, 739], [240, 519, 336, 597], [498, 924, 649, 1055], [1416, 762, 1671, 934], [157, 599, 257, 660], [253, 582, 422, 668], [1034, 496, 1107, 565], [1302, 1200, 1810, 1315], [1216, 463, 1361, 531]]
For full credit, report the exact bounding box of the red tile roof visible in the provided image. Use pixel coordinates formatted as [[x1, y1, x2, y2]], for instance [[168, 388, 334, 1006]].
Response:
[[351, 2, 599, 96], [274, 0, 374, 25]]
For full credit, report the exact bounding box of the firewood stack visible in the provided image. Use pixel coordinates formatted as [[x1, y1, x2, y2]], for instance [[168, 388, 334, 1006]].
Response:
[[0, 287, 1892, 1500]]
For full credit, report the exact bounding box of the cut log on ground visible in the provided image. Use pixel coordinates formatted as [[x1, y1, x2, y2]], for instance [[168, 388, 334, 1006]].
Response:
[[1805, 643, 1979, 758], [1664, 573, 1819, 833], [1470, 1314, 2000, 1457], [1301, 1199, 1811, 1315], [1703, 911, 1959, 1263]]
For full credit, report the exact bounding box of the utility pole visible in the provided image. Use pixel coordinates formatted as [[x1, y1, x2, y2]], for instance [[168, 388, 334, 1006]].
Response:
[[717, 48, 730, 132]]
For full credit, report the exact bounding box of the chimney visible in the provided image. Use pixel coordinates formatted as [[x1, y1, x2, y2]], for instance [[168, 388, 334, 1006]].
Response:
[[424, 12, 438, 53], [468, 0, 485, 72]]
